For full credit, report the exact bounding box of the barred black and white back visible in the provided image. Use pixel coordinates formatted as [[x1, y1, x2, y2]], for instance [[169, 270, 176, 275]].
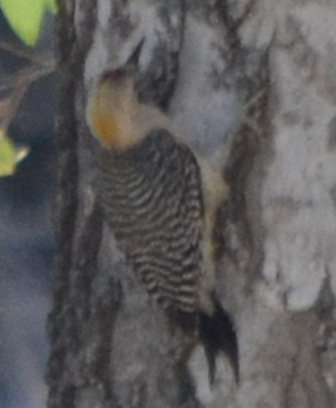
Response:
[[95, 128, 204, 315]]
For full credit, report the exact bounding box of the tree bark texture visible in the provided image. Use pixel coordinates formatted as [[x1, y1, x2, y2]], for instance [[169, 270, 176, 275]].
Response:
[[48, 1, 336, 407]]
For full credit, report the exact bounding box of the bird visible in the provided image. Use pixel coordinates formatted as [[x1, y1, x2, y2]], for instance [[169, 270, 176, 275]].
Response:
[[85, 40, 239, 383]]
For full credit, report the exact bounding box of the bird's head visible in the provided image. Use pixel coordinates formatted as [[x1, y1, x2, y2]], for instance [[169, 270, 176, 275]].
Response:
[[86, 40, 144, 151]]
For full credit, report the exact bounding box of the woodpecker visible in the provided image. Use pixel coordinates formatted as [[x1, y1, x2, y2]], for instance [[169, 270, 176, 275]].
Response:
[[86, 44, 239, 383]]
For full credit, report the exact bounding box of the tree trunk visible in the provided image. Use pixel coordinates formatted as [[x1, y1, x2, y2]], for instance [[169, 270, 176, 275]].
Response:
[[48, 1, 336, 407]]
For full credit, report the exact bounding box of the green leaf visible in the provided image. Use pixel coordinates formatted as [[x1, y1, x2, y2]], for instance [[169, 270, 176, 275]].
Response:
[[0, 0, 47, 46], [0, 131, 28, 177]]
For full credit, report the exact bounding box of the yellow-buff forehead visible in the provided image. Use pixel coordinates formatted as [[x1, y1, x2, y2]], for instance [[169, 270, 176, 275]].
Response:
[[86, 76, 135, 150], [87, 84, 118, 147]]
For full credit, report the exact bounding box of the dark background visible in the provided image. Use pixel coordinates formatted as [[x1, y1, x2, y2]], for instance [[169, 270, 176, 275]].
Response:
[[0, 10, 55, 408]]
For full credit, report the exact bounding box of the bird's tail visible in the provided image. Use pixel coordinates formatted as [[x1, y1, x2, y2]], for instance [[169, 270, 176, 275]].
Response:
[[199, 296, 239, 383]]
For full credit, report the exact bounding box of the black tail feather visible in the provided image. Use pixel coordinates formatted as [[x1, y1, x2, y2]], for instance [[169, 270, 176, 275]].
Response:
[[199, 297, 239, 383]]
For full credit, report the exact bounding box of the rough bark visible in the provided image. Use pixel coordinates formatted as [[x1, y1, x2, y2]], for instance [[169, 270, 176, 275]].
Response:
[[48, 1, 336, 407]]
